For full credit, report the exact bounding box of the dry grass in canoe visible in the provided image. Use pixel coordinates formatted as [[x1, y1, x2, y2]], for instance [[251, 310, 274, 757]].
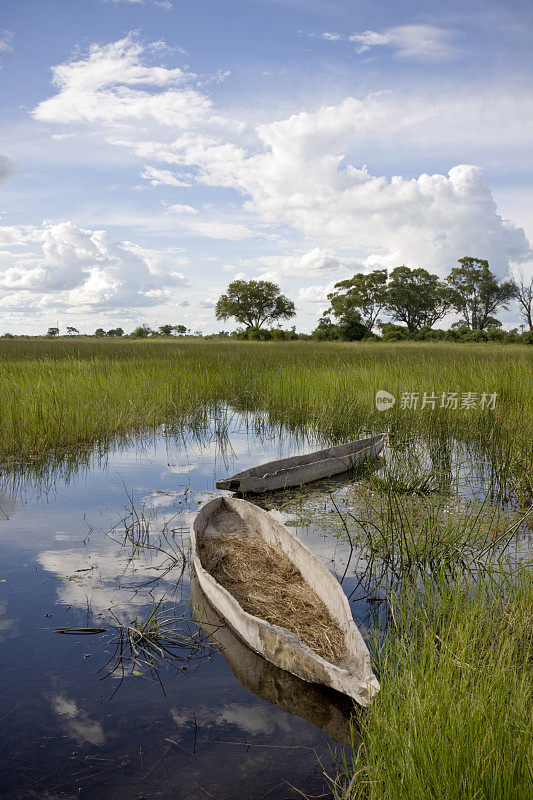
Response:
[[197, 509, 347, 665]]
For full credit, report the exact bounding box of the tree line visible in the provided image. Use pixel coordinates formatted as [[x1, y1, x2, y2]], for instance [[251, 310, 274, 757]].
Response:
[[215, 257, 533, 342], [1, 324, 193, 339]]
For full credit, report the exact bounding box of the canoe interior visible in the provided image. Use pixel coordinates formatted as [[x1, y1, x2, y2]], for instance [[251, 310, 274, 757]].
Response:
[[218, 433, 384, 482], [195, 499, 348, 665]]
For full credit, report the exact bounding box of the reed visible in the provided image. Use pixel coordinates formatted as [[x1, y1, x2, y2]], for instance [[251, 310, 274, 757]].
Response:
[[0, 339, 530, 496], [333, 568, 532, 800], [103, 598, 214, 696]]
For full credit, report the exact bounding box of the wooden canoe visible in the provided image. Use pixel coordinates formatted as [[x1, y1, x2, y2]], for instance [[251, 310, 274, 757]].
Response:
[[215, 433, 385, 493], [190, 572, 355, 743], [191, 496, 380, 706]]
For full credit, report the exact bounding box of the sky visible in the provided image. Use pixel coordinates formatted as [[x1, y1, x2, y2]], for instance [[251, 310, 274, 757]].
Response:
[[0, 0, 532, 334]]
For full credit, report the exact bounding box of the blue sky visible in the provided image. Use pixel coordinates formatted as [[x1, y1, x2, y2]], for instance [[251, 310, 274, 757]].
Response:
[[1, 0, 532, 334]]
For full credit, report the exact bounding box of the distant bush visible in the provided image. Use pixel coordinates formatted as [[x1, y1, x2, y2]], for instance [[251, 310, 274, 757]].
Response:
[[380, 323, 411, 341]]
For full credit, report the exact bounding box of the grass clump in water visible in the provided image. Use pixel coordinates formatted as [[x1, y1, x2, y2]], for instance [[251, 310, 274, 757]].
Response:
[[104, 598, 213, 694]]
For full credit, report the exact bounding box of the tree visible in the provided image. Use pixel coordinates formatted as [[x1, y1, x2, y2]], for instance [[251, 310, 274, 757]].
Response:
[[47, 327, 59, 337], [66, 326, 79, 336], [447, 257, 515, 330], [385, 266, 451, 333], [174, 324, 187, 335], [106, 327, 124, 337], [215, 280, 296, 331], [312, 316, 339, 341], [158, 324, 175, 337], [94, 328, 106, 337], [510, 270, 533, 331], [326, 270, 387, 333], [131, 324, 153, 338]]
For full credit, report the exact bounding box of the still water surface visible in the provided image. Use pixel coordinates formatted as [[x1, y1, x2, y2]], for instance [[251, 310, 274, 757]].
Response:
[[1, 420, 366, 800]]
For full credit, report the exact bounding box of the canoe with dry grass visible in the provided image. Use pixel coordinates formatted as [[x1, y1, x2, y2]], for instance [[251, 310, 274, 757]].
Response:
[[215, 434, 385, 493], [191, 496, 380, 706]]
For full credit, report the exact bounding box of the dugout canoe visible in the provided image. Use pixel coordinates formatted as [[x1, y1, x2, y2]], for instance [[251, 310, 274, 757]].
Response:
[[215, 433, 385, 493], [191, 496, 380, 706], [190, 572, 355, 743]]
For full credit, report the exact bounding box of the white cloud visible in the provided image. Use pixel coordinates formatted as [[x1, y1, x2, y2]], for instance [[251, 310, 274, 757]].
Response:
[[141, 166, 191, 187], [349, 24, 456, 60], [298, 282, 336, 302], [0, 30, 13, 63], [319, 32, 343, 42], [235, 103, 530, 275], [167, 203, 198, 214], [198, 298, 216, 308], [105, 0, 172, 9], [200, 69, 232, 87], [177, 218, 268, 240], [33, 35, 212, 129], [0, 221, 189, 310], [256, 247, 352, 277], [32, 37, 531, 279]]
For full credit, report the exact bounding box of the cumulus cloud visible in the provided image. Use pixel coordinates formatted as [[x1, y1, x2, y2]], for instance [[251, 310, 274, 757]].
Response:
[[32, 36, 531, 278], [256, 247, 351, 277], [33, 34, 213, 128], [298, 282, 336, 302], [236, 105, 530, 275], [0, 221, 188, 310]]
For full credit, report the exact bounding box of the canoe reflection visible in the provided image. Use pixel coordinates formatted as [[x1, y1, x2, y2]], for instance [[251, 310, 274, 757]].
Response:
[[191, 570, 357, 745]]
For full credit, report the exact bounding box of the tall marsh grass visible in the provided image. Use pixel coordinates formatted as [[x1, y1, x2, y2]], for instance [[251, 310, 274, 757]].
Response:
[[333, 569, 533, 800], [0, 340, 531, 495]]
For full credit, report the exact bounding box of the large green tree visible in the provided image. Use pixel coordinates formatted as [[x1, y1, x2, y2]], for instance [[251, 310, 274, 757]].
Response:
[[447, 257, 515, 330], [385, 266, 451, 333], [215, 280, 295, 330], [326, 269, 388, 333]]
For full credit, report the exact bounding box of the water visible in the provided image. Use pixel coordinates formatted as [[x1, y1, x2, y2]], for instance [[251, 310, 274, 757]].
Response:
[[0, 421, 361, 800], [1, 417, 528, 800]]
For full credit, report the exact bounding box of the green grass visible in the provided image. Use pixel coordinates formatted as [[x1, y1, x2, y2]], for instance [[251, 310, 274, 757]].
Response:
[[0, 339, 531, 496], [332, 569, 533, 800]]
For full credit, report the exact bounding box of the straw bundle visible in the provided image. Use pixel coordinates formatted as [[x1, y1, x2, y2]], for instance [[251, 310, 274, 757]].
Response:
[[198, 527, 347, 665]]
